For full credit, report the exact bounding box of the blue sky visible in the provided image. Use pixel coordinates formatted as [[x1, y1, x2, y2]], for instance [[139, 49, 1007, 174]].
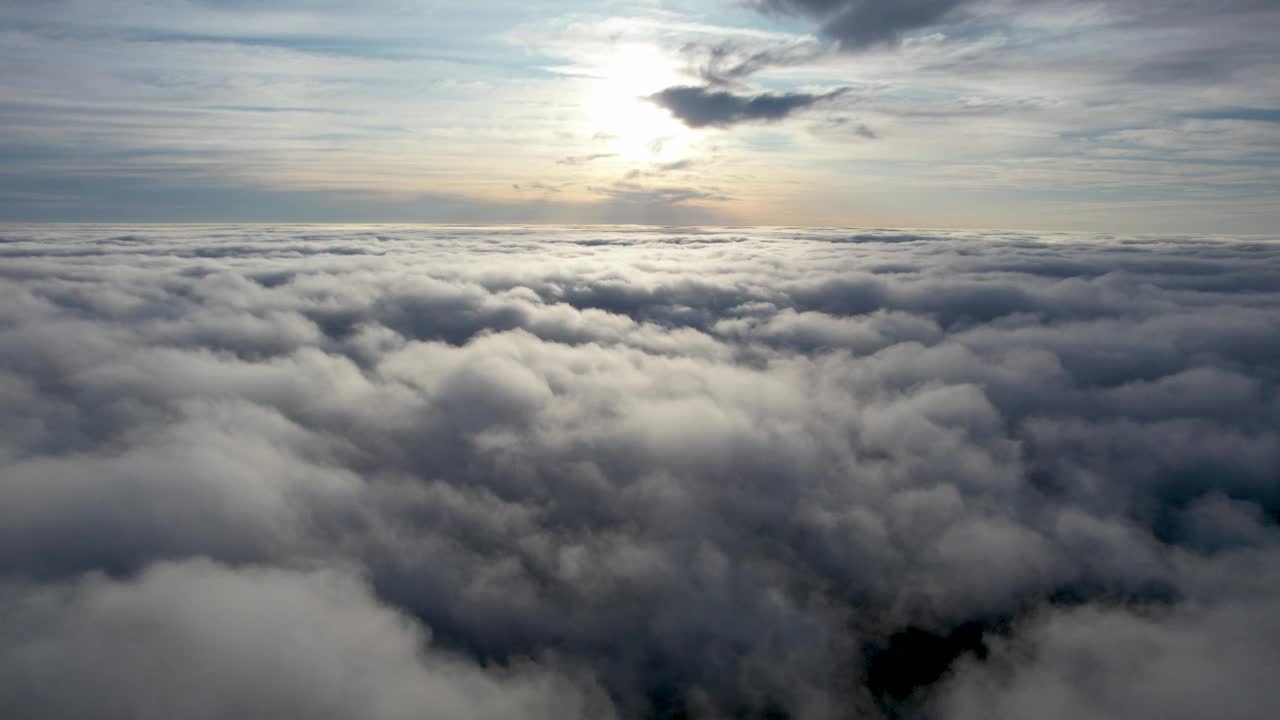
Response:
[[1, 0, 1278, 231]]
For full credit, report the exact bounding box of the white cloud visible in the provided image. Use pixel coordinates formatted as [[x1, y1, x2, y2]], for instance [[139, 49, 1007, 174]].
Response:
[[0, 225, 1277, 717]]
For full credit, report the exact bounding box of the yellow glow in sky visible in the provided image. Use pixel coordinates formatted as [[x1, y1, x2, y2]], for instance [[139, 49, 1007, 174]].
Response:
[[587, 44, 696, 161]]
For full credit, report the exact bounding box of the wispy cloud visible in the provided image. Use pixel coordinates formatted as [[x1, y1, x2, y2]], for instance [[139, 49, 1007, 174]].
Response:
[[557, 152, 617, 166]]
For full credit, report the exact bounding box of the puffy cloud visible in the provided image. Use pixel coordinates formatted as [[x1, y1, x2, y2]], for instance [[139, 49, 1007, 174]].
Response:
[[0, 560, 612, 720], [0, 225, 1278, 718], [938, 546, 1280, 720]]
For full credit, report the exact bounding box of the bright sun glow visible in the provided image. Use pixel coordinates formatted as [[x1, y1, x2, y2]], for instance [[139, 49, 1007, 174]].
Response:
[[587, 44, 695, 161]]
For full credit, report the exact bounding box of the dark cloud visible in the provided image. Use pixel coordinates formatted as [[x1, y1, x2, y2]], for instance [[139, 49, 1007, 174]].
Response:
[[649, 85, 845, 128], [0, 225, 1278, 719], [745, 0, 1280, 97], [757, 0, 973, 50]]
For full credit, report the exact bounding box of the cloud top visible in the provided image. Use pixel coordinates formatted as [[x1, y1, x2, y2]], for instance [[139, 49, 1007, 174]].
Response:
[[0, 224, 1278, 718]]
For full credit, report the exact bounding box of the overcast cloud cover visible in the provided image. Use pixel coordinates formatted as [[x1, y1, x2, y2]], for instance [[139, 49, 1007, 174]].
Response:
[[1, 225, 1278, 719]]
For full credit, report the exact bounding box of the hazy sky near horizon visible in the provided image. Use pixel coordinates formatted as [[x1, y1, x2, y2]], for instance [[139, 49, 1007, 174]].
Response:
[[2, 0, 1278, 231]]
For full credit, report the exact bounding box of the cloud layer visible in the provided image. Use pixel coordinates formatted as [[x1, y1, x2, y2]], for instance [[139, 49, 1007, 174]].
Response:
[[0, 225, 1278, 719]]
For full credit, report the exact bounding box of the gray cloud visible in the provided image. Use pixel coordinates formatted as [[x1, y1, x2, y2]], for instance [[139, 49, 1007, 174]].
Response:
[[0, 560, 613, 720], [511, 181, 565, 193], [684, 40, 829, 86], [0, 225, 1278, 718], [813, 116, 879, 138], [649, 85, 845, 128], [756, 1, 1280, 53], [557, 153, 617, 166], [1186, 107, 1280, 123], [939, 548, 1280, 720], [623, 158, 702, 181], [756, 0, 973, 50]]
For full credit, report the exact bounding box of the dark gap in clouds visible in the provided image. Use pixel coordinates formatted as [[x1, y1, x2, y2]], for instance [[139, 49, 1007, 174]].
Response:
[[649, 86, 846, 128], [863, 622, 997, 716]]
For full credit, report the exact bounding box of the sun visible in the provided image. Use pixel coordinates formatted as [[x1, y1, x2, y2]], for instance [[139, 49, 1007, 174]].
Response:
[[587, 44, 695, 160]]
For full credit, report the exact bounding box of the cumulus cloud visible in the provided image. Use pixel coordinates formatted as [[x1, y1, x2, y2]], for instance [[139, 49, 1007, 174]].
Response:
[[0, 225, 1278, 718], [649, 85, 846, 128], [0, 560, 612, 720], [939, 547, 1280, 720]]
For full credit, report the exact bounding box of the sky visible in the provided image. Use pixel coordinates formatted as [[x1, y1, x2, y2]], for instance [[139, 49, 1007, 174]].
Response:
[[1, 0, 1278, 231]]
